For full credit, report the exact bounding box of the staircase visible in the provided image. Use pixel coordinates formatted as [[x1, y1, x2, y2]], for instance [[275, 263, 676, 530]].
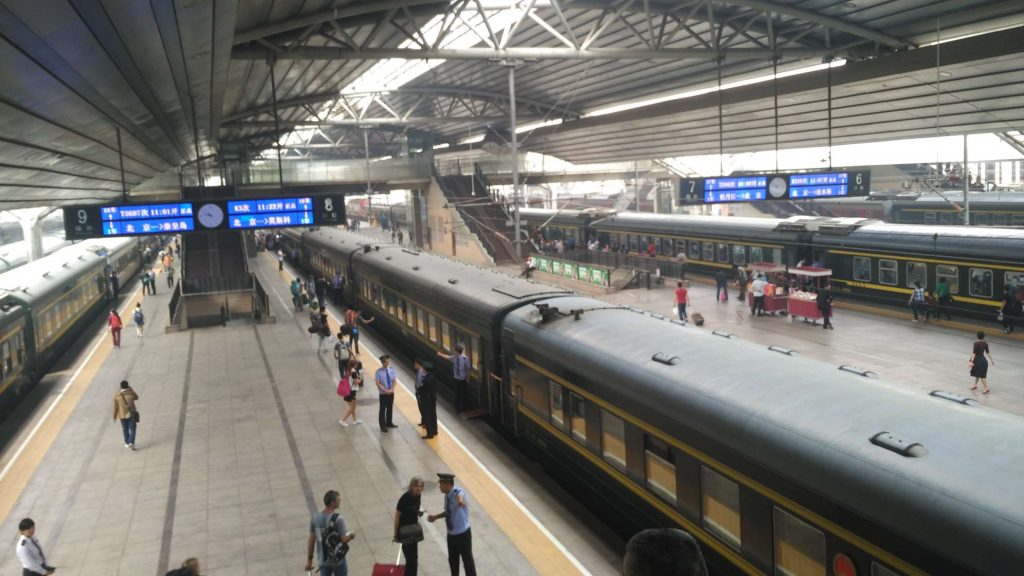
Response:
[[183, 231, 248, 278], [434, 174, 520, 263]]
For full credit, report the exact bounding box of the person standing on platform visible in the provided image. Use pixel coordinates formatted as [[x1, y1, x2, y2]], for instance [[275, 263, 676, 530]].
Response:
[[674, 282, 689, 323], [437, 344, 470, 415], [415, 358, 438, 439], [936, 277, 953, 320], [290, 278, 304, 311], [112, 380, 139, 449], [376, 355, 398, 432], [109, 270, 120, 299], [109, 309, 123, 348], [735, 266, 748, 302], [393, 477, 426, 576], [397, 228, 404, 245], [970, 331, 995, 394], [163, 252, 173, 272], [140, 271, 149, 296], [1000, 293, 1021, 334], [623, 528, 708, 576], [338, 359, 362, 426], [817, 283, 834, 330], [166, 265, 175, 288], [149, 270, 157, 295], [305, 490, 355, 576], [428, 473, 476, 576], [908, 281, 926, 322], [332, 271, 345, 304], [306, 276, 317, 305], [133, 303, 145, 338], [751, 274, 767, 317], [16, 518, 55, 576], [715, 270, 728, 302], [315, 276, 328, 309], [277, 249, 284, 271], [344, 306, 374, 355]]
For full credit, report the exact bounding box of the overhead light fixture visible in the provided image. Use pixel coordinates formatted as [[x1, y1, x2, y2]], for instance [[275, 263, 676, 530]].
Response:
[[842, 2, 857, 7], [939, 71, 953, 78]]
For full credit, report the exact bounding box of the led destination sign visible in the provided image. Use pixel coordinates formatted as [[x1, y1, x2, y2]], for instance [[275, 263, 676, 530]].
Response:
[[227, 197, 314, 229], [679, 169, 870, 205], [101, 203, 193, 221]]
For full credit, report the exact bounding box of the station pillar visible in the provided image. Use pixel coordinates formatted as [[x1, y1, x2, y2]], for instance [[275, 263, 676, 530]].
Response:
[[9, 207, 54, 262]]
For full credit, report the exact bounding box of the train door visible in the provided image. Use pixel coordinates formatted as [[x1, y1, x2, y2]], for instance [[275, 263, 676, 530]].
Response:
[[499, 327, 518, 433], [794, 233, 814, 266]]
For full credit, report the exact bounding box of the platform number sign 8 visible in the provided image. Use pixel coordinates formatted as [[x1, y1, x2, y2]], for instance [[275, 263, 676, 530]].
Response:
[[324, 198, 333, 212]]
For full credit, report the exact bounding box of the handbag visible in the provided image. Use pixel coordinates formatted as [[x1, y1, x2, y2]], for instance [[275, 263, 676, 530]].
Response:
[[132, 410, 140, 423], [337, 377, 352, 397], [397, 523, 424, 544]]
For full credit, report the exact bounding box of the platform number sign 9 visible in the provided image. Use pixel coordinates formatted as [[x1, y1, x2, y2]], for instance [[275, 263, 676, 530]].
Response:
[[63, 205, 102, 239]]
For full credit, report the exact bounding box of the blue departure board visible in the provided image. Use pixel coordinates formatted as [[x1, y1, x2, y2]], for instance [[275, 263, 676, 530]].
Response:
[[703, 176, 767, 203], [103, 218, 195, 235], [101, 203, 193, 221], [789, 172, 848, 199], [227, 197, 314, 229]]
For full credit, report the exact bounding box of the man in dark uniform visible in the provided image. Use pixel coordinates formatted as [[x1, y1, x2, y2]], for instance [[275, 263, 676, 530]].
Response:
[[414, 358, 438, 439], [428, 473, 475, 576]]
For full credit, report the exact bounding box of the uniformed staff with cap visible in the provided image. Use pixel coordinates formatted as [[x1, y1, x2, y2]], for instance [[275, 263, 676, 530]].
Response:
[[16, 518, 55, 576], [414, 358, 438, 439], [437, 343, 471, 415], [427, 473, 476, 576]]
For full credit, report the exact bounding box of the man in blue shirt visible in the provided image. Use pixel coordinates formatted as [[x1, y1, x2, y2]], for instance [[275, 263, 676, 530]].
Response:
[[428, 473, 476, 576], [437, 344, 471, 414], [376, 355, 398, 432]]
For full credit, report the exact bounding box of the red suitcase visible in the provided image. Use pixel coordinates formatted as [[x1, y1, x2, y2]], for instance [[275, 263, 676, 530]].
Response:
[[371, 547, 405, 576]]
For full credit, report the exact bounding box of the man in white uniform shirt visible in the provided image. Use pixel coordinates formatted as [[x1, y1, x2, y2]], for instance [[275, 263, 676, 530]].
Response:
[[16, 518, 55, 576]]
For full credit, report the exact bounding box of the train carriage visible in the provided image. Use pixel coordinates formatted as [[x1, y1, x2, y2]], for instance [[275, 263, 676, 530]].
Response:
[[502, 295, 1024, 576]]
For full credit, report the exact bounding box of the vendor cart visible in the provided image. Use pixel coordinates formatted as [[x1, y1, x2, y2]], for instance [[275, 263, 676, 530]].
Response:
[[786, 267, 833, 323], [745, 263, 789, 316]]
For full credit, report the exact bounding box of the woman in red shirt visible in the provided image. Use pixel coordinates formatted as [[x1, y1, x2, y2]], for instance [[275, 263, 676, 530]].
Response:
[[108, 310, 123, 348]]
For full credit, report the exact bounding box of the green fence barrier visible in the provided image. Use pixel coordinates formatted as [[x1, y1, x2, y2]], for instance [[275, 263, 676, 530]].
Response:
[[532, 256, 610, 287]]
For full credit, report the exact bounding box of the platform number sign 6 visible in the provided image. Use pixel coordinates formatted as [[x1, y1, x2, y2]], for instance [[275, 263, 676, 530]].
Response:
[[855, 172, 863, 187]]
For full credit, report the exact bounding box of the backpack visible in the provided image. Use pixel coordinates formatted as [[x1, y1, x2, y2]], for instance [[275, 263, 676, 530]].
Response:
[[320, 513, 349, 564], [134, 309, 144, 324]]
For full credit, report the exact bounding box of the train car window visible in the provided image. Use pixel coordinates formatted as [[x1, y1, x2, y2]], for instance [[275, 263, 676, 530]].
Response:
[[701, 466, 741, 549], [975, 213, 988, 226], [629, 235, 639, 252], [600, 410, 626, 470], [732, 245, 746, 266], [688, 241, 700, 261], [878, 260, 897, 286], [702, 243, 714, 261], [936, 265, 959, 293], [660, 238, 674, 256], [940, 212, 953, 225], [772, 248, 782, 264], [653, 237, 661, 255], [750, 246, 763, 263], [549, 382, 564, 428], [385, 291, 397, 316], [773, 507, 825, 576], [717, 243, 729, 263], [870, 562, 901, 576], [906, 262, 927, 288], [519, 364, 549, 418], [924, 212, 936, 224], [427, 314, 438, 343], [1013, 215, 1024, 227], [399, 299, 409, 326], [416, 307, 426, 336], [373, 283, 383, 305], [969, 268, 993, 298], [646, 436, 676, 504], [470, 336, 480, 370], [440, 320, 451, 352], [853, 257, 872, 282], [994, 213, 1007, 226], [1005, 271, 1024, 292], [569, 393, 586, 443]]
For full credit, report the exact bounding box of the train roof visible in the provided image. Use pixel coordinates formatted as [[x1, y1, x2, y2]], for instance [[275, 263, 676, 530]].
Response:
[[504, 296, 1024, 573], [302, 228, 571, 320], [815, 222, 1024, 263]]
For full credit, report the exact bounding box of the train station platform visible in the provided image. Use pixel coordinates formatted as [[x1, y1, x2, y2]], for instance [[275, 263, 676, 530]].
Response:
[[507, 261, 1024, 417], [0, 248, 620, 575]]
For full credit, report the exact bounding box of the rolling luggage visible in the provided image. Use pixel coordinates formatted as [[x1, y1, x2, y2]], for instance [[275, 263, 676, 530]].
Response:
[[691, 312, 705, 326], [371, 546, 405, 576]]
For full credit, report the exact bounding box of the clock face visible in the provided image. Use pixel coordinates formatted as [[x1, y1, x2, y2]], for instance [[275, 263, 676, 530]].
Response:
[[197, 203, 224, 229], [768, 176, 788, 199]]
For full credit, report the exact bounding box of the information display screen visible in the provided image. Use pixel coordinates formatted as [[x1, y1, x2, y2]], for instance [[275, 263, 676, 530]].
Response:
[[227, 197, 314, 229], [103, 218, 196, 235], [788, 172, 848, 199], [101, 203, 194, 221], [703, 177, 768, 203]]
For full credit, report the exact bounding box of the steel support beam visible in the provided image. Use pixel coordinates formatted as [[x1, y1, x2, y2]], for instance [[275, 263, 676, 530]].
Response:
[[725, 0, 908, 49], [224, 117, 532, 129], [232, 45, 826, 60]]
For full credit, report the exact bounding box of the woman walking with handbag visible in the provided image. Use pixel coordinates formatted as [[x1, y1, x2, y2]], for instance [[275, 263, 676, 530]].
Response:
[[112, 380, 139, 449], [338, 359, 363, 427], [393, 476, 426, 576], [969, 331, 995, 395]]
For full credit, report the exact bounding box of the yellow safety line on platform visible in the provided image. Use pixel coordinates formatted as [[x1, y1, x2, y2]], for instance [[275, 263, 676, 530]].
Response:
[[270, 253, 590, 576], [0, 256, 170, 526]]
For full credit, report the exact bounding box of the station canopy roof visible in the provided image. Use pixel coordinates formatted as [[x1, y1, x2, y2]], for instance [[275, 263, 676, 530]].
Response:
[[0, 0, 1021, 206]]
